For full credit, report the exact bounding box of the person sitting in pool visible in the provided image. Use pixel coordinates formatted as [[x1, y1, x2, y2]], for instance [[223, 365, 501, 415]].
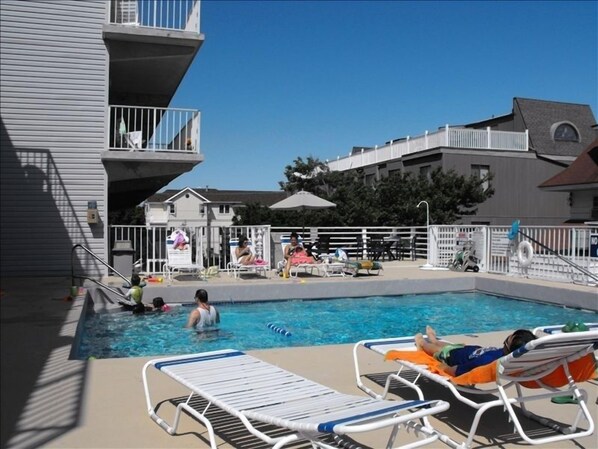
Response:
[[415, 326, 536, 376], [235, 235, 257, 265], [122, 274, 146, 314], [185, 289, 220, 332], [151, 297, 171, 312]]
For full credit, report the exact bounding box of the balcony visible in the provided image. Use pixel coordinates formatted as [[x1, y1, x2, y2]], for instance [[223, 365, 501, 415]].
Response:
[[108, 105, 200, 153], [102, 105, 203, 209], [103, 0, 204, 108], [327, 126, 529, 172], [109, 0, 201, 31]]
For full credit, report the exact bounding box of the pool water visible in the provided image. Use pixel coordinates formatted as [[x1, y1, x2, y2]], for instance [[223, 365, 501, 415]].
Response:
[[77, 292, 596, 359]]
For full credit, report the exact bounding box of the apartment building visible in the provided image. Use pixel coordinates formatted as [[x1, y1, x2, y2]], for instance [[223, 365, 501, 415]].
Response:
[[0, 0, 204, 276], [326, 98, 597, 226]]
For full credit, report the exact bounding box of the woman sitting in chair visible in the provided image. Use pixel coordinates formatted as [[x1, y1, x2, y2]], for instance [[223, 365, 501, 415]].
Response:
[[236, 235, 256, 265], [282, 232, 317, 277]]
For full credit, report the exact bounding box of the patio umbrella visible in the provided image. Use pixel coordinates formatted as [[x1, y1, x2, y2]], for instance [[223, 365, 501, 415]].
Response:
[[269, 190, 336, 235]]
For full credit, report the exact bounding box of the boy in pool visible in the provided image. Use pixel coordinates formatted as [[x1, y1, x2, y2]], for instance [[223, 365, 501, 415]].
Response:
[[415, 326, 536, 376]]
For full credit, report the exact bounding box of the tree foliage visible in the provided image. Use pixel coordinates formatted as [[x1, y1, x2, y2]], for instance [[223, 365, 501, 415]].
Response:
[[108, 205, 145, 225], [235, 157, 494, 226]]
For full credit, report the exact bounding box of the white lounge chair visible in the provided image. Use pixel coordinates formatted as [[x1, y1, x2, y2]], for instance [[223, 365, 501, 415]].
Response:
[[164, 232, 203, 280], [533, 322, 598, 336], [227, 238, 267, 278], [142, 349, 450, 449], [278, 235, 345, 278], [353, 331, 598, 448]]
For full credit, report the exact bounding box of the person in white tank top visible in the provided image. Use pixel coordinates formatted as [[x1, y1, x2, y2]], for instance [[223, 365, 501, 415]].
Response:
[[185, 289, 220, 332]]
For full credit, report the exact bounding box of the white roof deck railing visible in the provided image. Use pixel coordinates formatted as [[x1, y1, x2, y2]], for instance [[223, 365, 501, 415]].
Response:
[[108, 105, 200, 154], [327, 126, 529, 171], [109, 0, 201, 33]]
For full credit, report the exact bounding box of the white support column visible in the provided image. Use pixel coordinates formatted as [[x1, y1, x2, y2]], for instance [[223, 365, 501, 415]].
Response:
[[445, 124, 449, 146], [487, 126, 491, 148]]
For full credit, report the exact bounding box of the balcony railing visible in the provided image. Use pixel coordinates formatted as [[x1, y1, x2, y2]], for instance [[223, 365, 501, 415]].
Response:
[[109, 105, 200, 153], [327, 126, 529, 171], [109, 0, 200, 32]]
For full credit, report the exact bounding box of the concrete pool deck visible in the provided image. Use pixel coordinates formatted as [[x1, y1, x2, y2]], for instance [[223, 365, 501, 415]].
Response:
[[1, 263, 597, 448]]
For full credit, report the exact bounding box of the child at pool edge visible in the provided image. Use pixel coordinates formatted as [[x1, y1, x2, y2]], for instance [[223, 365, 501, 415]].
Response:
[[185, 289, 220, 332], [123, 274, 146, 314], [415, 326, 536, 376]]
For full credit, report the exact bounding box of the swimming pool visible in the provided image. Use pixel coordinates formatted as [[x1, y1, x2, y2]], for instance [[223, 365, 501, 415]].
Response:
[[77, 292, 596, 359]]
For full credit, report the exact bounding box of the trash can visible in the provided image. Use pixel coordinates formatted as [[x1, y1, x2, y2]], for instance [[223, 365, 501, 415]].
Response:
[[112, 240, 135, 277]]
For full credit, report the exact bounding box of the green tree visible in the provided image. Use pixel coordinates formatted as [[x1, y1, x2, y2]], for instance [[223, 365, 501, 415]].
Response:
[[373, 168, 494, 225], [235, 157, 494, 226], [108, 205, 145, 225]]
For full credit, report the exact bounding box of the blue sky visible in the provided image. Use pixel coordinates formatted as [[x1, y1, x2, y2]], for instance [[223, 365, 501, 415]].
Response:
[[166, 0, 598, 192]]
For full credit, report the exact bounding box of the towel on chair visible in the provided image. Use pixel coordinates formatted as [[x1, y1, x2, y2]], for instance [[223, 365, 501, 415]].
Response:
[[384, 350, 597, 387]]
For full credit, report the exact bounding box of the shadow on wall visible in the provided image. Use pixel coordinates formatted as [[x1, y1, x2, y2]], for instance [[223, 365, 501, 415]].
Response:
[[0, 117, 97, 447], [0, 117, 103, 277]]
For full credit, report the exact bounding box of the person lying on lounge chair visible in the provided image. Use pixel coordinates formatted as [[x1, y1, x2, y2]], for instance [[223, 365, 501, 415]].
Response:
[[235, 235, 256, 265], [415, 326, 536, 376]]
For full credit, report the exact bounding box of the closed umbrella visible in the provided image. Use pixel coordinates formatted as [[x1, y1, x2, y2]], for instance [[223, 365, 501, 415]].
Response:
[[269, 190, 336, 235]]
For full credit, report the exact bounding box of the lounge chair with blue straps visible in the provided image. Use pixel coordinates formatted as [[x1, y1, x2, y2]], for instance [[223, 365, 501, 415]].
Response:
[[354, 331, 597, 448], [142, 349, 450, 449]]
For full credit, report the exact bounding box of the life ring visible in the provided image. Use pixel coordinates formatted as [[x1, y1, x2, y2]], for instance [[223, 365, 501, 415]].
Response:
[[517, 241, 534, 267]]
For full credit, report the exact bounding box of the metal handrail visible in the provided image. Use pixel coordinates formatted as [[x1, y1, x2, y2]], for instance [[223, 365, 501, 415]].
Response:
[[71, 244, 129, 299], [516, 230, 598, 283]]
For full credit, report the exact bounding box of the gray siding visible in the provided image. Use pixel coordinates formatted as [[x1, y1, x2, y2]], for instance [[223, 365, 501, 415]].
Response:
[[1, 0, 108, 276], [441, 151, 570, 226]]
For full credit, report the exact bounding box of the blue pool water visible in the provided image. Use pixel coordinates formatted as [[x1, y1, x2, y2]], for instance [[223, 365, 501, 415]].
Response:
[[77, 292, 596, 359]]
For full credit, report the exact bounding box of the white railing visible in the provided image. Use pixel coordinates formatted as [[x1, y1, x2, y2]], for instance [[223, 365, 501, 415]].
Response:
[[429, 224, 598, 286], [108, 105, 200, 153], [109, 0, 201, 33], [108, 225, 426, 275], [327, 126, 529, 171]]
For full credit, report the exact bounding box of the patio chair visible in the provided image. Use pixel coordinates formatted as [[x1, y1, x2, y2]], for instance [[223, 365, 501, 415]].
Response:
[[164, 233, 203, 281], [227, 238, 267, 278], [353, 331, 597, 448], [142, 348, 450, 449], [125, 130, 142, 150]]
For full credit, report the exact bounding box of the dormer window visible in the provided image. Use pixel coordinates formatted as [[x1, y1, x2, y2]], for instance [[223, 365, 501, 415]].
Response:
[[552, 122, 579, 142]]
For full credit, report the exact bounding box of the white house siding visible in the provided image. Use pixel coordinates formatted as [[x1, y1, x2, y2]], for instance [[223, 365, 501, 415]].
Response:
[[0, 0, 108, 276]]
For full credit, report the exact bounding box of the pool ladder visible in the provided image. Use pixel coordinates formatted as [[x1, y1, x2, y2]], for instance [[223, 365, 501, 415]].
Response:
[[71, 244, 129, 300]]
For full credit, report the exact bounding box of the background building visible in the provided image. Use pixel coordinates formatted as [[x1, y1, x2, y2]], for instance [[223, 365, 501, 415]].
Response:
[[144, 187, 287, 229], [327, 98, 597, 226]]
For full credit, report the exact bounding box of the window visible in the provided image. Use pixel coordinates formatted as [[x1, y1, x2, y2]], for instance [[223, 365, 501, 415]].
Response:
[[552, 122, 579, 142], [471, 164, 490, 191], [219, 205, 230, 214], [592, 197, 598, 220], [199, 205, 205, 216], [169, 204, 175, 215]]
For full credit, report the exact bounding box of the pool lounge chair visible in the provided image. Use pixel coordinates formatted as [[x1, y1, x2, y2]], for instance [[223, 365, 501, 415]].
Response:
[[227, 238, 267, 278], [142, 349, 450, 449], [353, 331, 598, 448], [344, 259, 383, 276], [278, 235, 345, 278], [164, 238, 204, 281], [533, 322, 598, 335]]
